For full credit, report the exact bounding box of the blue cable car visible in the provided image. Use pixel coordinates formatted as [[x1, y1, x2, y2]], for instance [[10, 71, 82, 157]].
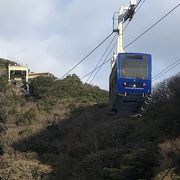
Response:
[[109, 52, 152, 115]]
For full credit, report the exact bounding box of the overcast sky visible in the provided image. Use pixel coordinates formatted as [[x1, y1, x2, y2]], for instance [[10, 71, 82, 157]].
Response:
[[0, 0, 180, 89]]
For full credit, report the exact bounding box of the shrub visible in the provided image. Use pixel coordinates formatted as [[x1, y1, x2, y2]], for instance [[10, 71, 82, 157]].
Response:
[[29, 74, 108, 111], [0, 75, 8, 92], [159, 137, 180, 168], [29, 76, 56, 100], [16, 108, 37, 126], [145, 74, 180, 137], [121, 148, 156, 179]]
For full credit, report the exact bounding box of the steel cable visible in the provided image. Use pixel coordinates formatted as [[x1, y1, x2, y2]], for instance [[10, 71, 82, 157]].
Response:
[[85, 34, 117, 83], [60, 32, 114, 79], [124, 3, 180, 49]]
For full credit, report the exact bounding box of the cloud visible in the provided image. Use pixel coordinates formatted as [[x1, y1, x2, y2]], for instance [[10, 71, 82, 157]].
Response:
[[0, 0, 179, 90]]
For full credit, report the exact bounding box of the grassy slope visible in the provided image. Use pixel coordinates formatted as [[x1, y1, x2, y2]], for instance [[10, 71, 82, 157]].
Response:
[[0, 59, 179, 180]]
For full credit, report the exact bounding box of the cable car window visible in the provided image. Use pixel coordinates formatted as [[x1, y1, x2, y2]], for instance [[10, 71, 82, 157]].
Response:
[[121, 55, 148, 79], [127, 55, 143, 59]]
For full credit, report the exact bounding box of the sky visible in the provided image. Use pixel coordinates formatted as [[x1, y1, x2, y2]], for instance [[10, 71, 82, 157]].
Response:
[[0, 0, 180, 90]]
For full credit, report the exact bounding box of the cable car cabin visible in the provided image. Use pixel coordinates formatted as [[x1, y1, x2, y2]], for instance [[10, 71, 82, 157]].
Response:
[[109, 53, 152, 115]]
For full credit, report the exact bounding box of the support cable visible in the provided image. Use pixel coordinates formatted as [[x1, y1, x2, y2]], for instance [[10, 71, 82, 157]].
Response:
[[124, 0, 146, 31], [81, 56, 113, 80], [123, 21, 130, 32], [153, 58, 180, 80], [153, 58, 180, 81], [85, 34, 117, 83], [60, 32, 114, 79], [89, 41, 117, 83], [135, 0, 146, 13], [124, 3, 180, 49], [135, 0, 143, 9]]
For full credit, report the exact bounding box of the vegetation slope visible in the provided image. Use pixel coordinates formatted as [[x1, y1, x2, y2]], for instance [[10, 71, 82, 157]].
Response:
[[0, 58, 179, 180]]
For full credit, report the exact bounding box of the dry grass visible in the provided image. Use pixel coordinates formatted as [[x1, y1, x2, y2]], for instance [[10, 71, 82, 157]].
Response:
[[0, 153, 53, 180], [159, 137, 180, 167], [153, 168, 180, 180]]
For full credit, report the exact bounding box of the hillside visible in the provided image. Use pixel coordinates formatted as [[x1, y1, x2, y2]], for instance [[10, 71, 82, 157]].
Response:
[[0, 59, 179, 180]]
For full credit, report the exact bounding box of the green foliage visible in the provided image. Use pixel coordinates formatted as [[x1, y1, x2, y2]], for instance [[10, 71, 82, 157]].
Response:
[[29, 76, 56, 99], [54, 74, 84, 98], [146, 74, 180, 137], [151, 73, 180, 105], [0, 75, 8, 92], [29, 74, 108, 112]]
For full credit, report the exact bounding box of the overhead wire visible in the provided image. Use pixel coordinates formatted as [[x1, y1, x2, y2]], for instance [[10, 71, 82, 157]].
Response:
[[125, 2, 180, 82], [135, 0, 143, 9], [135, 0, 146, 13], [61, 2, 180, 85], [84, 2, 180, 84], [60, 32, 114, 79], [83, 2, 180, 87], [123, 21, 130, 32], [87, 0, 146, 83], [153, 58, 180, 79], [86, 0, 146, 83], [152, 58, 180, 81], [155, 62, 180, 80], [61, 0, 147, 81], [124, 2, 180, 49], [85, 34, 117, 83], [82, 41, 117, 81], [89, 41, 117, 84], [123, 0, 145, 31], [81, 56, 113, 80]]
